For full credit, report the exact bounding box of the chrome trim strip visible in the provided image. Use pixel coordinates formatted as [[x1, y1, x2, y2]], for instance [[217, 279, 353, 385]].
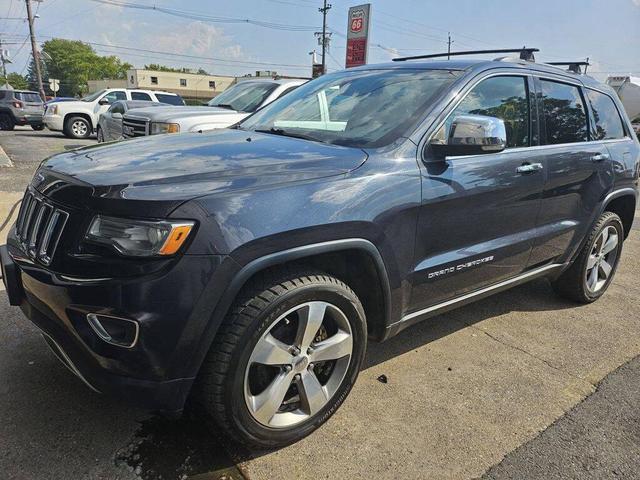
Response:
[[38, 210, 60, 261], [86, 313, 140, 349], [41, 333, 101, 393], [40, 209, 68, 266], [393, 263, 563, 326], [28, 203, 48, 251]]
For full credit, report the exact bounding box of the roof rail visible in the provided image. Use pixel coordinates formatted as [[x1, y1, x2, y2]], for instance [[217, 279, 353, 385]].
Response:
[[545, 60, 590, 74], [392, 47, 539, 63]]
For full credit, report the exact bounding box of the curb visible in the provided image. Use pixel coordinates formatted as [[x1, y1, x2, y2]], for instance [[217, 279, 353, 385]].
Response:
[[0, 145, 13, 167]]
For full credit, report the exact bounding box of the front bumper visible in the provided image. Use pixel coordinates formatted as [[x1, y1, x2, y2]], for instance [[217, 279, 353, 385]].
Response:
[[43, 113, 64, 131], [1, 239, 232, 412]]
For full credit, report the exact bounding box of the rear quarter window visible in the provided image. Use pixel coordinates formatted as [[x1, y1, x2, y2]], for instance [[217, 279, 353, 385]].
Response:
[[585, 89, 626, 140], [16, 92, 42, 103]]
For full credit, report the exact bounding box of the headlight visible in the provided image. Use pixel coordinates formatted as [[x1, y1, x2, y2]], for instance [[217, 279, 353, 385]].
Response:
[[85, 215, 194, 257], [150, 122, 180, 135]]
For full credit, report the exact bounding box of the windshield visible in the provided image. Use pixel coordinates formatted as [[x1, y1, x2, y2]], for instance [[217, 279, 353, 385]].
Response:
[[240, 69, 460, 148], [16, 92, 42, 103], [208, 82, 279, 113], [81, 89, 106, 102], [155, 93, 185, 106]]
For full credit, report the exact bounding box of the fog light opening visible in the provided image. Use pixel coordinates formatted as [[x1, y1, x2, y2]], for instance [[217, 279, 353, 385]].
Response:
[[87, 313, 139, 349]]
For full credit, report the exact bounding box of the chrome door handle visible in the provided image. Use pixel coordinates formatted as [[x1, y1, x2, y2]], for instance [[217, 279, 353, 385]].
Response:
[[591, 153, 610, 162], [516, 163, 543, 174]]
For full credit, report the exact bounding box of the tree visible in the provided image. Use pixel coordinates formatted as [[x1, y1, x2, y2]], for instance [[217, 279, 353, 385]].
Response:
[[6, 72, 28, 90], [35, 39, 132, 97]]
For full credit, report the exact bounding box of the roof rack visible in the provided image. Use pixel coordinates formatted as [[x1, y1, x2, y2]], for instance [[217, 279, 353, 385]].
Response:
[[392, 47, 539, 63], [545, 60, 590, 74]]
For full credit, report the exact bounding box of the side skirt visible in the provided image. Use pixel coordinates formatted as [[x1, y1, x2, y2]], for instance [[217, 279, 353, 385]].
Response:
[[384, 263, 564, 339]]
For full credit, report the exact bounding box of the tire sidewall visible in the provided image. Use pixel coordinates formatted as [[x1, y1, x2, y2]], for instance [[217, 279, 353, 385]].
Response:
[[226, 282, 367, 447], [67, 117, 91, 139], [580, 214, 624, 302]]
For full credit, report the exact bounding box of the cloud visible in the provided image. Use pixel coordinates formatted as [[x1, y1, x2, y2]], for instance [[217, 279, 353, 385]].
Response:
[[633, 0, 640, 6]]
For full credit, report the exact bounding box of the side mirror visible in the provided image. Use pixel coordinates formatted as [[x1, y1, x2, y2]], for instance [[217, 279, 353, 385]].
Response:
[[429, 114, 507, 160], [111, 112, 122, 119], [98, 98, 111, 105]]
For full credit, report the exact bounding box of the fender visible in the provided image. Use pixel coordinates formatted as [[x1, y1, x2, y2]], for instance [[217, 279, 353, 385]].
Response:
[[184, 238, 392, 380]]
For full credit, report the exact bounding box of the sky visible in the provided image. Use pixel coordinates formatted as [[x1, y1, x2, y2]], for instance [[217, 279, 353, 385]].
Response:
[[0, 0, 639, 83]]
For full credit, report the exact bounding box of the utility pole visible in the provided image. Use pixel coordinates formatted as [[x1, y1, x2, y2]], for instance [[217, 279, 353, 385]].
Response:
[[0, 38, 8, 87], [447, 32, 454, 60], [319, 0, 332, 75], [25, 0, 46, 100]]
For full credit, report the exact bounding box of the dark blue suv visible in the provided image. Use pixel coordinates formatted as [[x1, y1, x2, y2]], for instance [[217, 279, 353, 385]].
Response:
[[1, 51, 638, 448]]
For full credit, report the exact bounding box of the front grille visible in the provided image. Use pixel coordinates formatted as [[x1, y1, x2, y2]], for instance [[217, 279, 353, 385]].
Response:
[[122, 116, 148, 138], [15, 189, 69, 266]]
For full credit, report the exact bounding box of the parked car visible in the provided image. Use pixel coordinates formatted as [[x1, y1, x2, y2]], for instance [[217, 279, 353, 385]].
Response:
[[43, 88, 184, 139], [2, 50, 639, 449], [121, 79, 305, 138], [0, 89, 45, 130], [97, 100, 165, 143]]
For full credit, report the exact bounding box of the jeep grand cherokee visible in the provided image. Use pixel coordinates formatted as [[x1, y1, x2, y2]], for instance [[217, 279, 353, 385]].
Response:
[[2, 50, 638, 448]]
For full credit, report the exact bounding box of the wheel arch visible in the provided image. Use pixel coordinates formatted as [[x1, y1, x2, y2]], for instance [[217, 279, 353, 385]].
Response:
[[64, 112, 95, 132], [602, 188, 637, 239], [185, 239, 393, 385]]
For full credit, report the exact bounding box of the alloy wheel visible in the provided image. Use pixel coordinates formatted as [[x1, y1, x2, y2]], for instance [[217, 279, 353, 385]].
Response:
[[585, 225, 619, 293], [71, 120, 88, 137], [244, 301, 353, 428]]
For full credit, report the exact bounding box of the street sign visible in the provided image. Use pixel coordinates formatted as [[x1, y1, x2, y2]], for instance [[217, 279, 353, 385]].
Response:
[[345, 4, 371, 68], [49, 78, 60, 94]]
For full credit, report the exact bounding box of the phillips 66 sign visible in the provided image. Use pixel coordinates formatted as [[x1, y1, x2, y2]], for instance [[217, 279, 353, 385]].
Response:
[[345, 4, 371, 68]]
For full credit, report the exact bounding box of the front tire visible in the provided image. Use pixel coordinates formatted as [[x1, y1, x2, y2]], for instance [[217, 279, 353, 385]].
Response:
[[194, 270, 367, 448], [552, 211, 624, 303], [64, 116, 91, 139], [96, 126, 105, 143], [31, 123, 45, 131]]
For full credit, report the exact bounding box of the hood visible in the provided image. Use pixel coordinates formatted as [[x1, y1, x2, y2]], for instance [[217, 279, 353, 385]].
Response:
[[35, 128, 368, 216], [126, 105, 240, 122]]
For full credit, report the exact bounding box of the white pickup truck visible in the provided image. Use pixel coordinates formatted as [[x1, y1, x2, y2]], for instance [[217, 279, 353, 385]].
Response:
[[121, 79, 305, 138], [43, 88, 184, 139]]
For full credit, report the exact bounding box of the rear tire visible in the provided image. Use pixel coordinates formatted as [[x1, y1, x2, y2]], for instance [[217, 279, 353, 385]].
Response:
[[0, 113, 15, 131], [31, 124, 45, 131], [194, 269, 367, 448], [64, 116, 91, 139], [552, 211, 624, 303]]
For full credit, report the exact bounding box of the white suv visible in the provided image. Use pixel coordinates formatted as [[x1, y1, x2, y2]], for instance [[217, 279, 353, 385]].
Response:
[[43, 88, 184, 139]]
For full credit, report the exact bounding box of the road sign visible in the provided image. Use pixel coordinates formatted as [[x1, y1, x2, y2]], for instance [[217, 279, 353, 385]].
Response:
[[49, 78, 59, 94], [345, 4, 371, 68]]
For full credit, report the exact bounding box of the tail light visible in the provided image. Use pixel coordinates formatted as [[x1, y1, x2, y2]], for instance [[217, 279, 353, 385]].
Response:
[[12, 100, 23, 109]]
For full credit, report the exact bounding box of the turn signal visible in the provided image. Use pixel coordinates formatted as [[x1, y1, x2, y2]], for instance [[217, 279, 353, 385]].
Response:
[[159, 224, 194, 255]]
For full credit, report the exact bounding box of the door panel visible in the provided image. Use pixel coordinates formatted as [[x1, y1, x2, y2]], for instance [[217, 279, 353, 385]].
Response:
[[410, 150, 545, 310]]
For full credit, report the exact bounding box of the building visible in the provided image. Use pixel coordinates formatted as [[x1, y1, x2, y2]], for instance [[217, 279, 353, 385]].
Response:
[[88, 69, 237, 104]]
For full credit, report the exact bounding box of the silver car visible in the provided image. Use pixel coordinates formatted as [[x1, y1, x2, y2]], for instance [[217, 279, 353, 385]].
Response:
[[97, 100, 164, 142]]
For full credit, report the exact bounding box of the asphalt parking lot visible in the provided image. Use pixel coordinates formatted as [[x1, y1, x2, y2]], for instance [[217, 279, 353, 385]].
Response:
[[1, 127, 639, 480]]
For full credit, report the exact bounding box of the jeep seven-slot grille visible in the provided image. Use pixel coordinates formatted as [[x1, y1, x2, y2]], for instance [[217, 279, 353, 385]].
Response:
[[122, 117, 148, 138], [15, 190, 68, 265]]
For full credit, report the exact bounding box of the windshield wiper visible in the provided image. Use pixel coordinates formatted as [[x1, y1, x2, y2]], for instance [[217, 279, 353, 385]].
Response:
[[254, 127, 320, 142], [211, 103, 236, 110]]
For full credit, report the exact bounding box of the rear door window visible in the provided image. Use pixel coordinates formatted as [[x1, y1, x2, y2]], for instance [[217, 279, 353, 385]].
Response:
[[131, 92, 152, 101], [540, 80, 588, 145], [585, 89, 626, 140]]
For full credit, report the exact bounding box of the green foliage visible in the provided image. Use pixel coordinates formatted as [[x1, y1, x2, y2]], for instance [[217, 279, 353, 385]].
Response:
[[5, 72, 28, 90], [35, 39, 132, 97], [144, 64, 209, 75]]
